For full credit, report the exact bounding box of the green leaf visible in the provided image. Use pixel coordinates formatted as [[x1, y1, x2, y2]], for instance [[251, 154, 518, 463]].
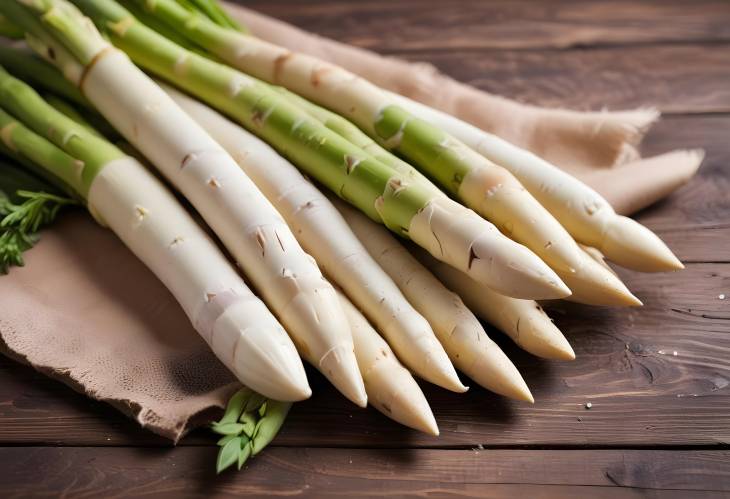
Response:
[[211, 422, 245, 436], [243, 393, 266, 413], [240, 411, 257, 438], [216, 434, 237, 446], [217, 388, 252, 425], [258, 401, 268, 418], [216, 436, 242, 474], [237, 440, 252, 471], [251, 401, 292, 455]]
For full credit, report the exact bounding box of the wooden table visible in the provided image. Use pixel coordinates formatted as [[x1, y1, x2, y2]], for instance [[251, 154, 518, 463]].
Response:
[[2, 1, 730, 497]]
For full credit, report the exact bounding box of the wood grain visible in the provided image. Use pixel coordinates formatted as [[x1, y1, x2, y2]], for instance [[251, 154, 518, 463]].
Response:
[[242, 0, 730, 51], [395, 44, 730, 114], [1, 447, 729, 497], [635, 115, 730, 262]]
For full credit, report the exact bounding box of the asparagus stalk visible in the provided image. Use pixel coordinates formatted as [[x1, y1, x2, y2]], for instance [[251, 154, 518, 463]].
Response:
[[387, 92, 684, 273], [60, 0, 568, 300], [165, 82, 465, 392], [422, 253, 576, 361], [0, 65, 311, 401], [0, 45, 86, 107], [280, 86, 641, 307], [338, 290, 439, 435], [137, 0, 587, 276], [335, 198, 536, 400], [5, 0, 367, 406]]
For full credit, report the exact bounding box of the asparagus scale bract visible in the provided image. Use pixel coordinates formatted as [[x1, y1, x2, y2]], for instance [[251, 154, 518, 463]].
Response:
[[66, 0, 569, 300], [165, 82, 465, 393], [388, 92, 684, 273], [0, 66, 310, 400], [5, 0, 367, 406], [140, 0, 585, 276]]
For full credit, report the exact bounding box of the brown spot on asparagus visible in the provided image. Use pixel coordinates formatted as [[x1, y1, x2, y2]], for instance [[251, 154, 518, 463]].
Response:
[[181, 152, 195, 169], [0, 123, 18, 151], [79, 46, 115, 91], [251, 109, 265, 127], [467, 246, 479, 269], [515, 318, 521, 338], [47, 47, 56, 60], [206, 292, 217, 302], [431, 229, 444, 257], [169, 236, 184, 248], [345, 155, 361, 174], [310, 65, 333, 87], [274, 230, 286, 252], [207, 177, 221, 188], [272, 51, 293, 83], [381, 402, 392, 413], [255, 228, 266, 257]]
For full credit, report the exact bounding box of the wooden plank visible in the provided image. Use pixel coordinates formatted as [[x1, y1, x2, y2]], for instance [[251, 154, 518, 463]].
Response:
[[239, 0, 730, 51], [636, 115, 730, 263], [2, 264, 729, 447], [0, 447, 728, 498], [393, 43, 730, 114]]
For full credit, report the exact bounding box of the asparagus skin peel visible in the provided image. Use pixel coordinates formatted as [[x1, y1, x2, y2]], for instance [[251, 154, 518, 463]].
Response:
[[0, 66, 311, 400], [5, 0, 367, 406]]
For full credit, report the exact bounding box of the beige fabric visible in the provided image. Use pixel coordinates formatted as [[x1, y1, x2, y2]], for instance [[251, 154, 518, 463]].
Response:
[[0, 5, 701, 441], [0, 212, 238, 442]]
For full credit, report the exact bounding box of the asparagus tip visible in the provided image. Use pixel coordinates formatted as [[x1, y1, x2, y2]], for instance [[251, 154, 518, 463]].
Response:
[[320, 344, 368, 407]]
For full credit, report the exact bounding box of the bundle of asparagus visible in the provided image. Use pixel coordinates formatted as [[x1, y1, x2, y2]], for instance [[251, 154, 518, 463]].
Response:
[[0, 0, 689, 473]]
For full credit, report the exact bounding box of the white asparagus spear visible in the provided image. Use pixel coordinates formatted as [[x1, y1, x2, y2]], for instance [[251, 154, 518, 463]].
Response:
[[0, 82, 309, 400], [88, 0, 570, 301], [338, 291, 439, 436], [165, 83, 465, 393], [280, 88, 640, 307], [424, 255, 575, 361], [561, 247, 642, 307], [335, 200, 534, 401], [146, 2, 583, 275], [387, 91, 683, 273], [14, 3, 366, 406]]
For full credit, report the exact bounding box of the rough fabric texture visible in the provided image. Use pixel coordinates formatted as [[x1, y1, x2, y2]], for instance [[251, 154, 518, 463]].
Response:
[[0, 212, 239, 442], [0, 5, 702, 442]]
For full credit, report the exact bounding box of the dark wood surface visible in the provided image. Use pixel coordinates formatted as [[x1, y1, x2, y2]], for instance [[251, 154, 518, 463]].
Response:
[[2, 0, 730, 496]]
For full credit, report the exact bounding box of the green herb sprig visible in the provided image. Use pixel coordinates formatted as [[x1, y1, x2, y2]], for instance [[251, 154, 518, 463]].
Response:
[[211, 388, 292, 473], [0, 188, 76, 273]]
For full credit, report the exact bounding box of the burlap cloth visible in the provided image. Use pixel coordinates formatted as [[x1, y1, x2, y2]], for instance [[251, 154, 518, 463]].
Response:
[[0, 4, 703, 442]]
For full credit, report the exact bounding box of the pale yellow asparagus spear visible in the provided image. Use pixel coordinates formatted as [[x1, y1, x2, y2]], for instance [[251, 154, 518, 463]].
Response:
[[335, 198, 534, 401], [338, 290, 439, 436], [424, 254, 575, 361]]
